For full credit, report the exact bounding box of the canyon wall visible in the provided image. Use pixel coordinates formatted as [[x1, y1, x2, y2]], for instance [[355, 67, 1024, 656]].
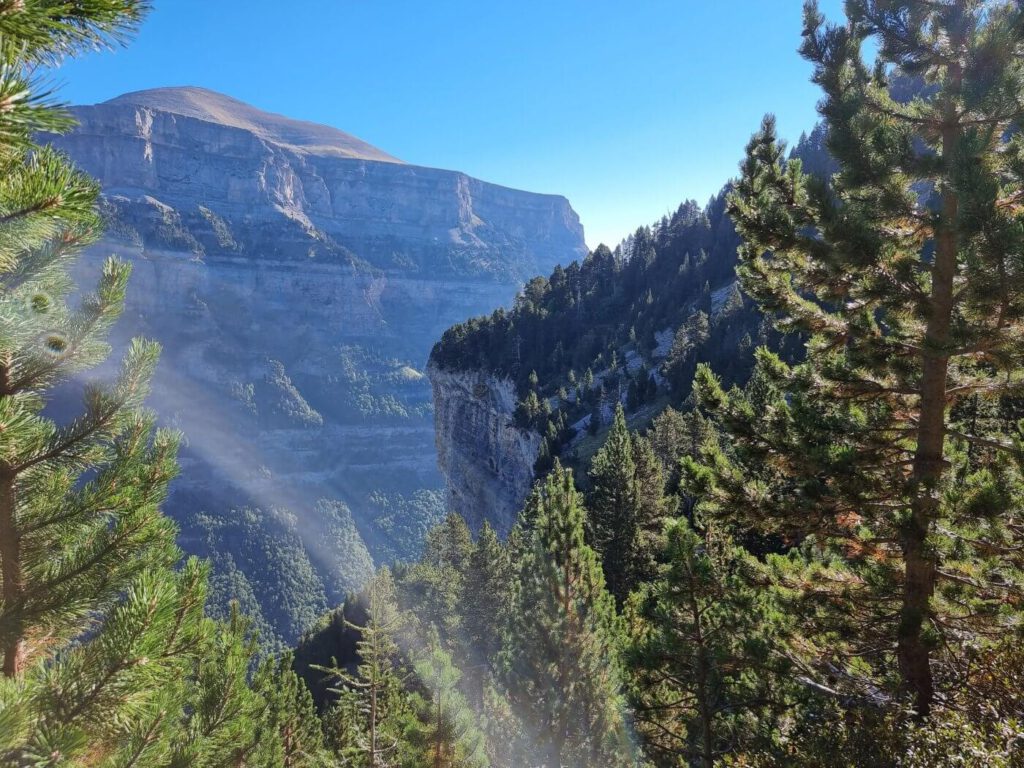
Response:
[[47, 86, 586, 644], [428, 365, 542, 535]]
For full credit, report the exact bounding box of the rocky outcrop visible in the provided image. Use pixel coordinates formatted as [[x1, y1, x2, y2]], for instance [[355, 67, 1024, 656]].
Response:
[[45, 87, 586, 644], [49, 87, 586, 281], [429, 364, 542, 534]]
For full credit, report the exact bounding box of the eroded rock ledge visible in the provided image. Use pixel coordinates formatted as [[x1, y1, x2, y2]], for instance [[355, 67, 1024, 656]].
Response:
[[428, 364, 541, 534]]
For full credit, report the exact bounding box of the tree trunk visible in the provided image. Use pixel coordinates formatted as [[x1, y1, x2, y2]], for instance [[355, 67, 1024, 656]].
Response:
[[434, 693, 443, 768], [689, 560, 715, 768], [901, 90, 960, 718], [0, 470, 24, 677], [369, 684, 378, 767]]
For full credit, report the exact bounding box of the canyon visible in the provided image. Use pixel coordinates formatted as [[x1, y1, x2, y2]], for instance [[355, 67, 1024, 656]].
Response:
[[47, 87, 586, 644]]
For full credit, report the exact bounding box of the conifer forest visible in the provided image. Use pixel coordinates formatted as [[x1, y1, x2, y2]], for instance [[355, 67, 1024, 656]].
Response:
[[2, 1, 1024, 766]]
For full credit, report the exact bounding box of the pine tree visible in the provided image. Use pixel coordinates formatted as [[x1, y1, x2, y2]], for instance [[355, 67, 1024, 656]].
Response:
[[460, 522, 510, 704], [169, 609, 328, 767], [648, 407, 689, 488], [256, 651, 328, 768], [664, 311, 709, 392], [317, 568, 407, 767], [501, 463, 634, 767], [626, 521, 789, 767], [399, 513, 472, 648], [404, 639, 490, 768], [589, 404, 637, 602], [630, 435, 672, 585], [583, 368, 595, 391], [1, 561, 208, 763], [708, 0, 1024, 717], [589, 404, 669, 603], [0, 0, 169, 680], [423, 512, 473, 575]]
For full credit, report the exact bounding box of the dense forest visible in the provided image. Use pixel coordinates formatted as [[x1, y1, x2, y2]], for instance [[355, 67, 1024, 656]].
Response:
[[3, 1, 1024, 767], [430, 133, 824, 469]]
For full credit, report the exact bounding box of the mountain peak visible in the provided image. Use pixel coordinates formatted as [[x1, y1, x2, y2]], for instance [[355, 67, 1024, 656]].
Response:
[[101, 86, 403, 163]]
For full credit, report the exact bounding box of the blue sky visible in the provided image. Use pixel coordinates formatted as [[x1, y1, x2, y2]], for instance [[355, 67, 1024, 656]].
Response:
[[54, 0, 845, 250]]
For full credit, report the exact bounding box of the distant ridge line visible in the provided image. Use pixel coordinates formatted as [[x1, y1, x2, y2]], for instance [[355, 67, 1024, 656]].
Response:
[[100, 86, 404, 164]]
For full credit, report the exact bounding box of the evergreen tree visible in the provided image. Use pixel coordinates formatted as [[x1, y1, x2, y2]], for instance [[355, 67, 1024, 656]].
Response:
[[589, 404, 638, 602], [501, 463, 634, 767], [256, 651, 329, 768], [630, 435, 672, 585], [664, 311, 709, 392], [316, 569, 408, 767], [0, 0, 173, 680], [709, 0, 1024, 717], [404, 639, 489, 768], [514, 391, 543, 430], [0, 3, 300, 763], [583, 368, 595, 391], [648, 407, 690, 489], [423, 513, 473, 575], [626, 522, 789, 767], [460, 522, 510, 702], [589, 405, 670, 603], [398, 513, 472, 648], [1, 561, 207, 763], [169, 609, 328, 767]]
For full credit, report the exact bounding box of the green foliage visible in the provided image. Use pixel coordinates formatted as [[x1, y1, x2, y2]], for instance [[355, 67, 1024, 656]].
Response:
[[459, 522, 511, 697], [626, 522, 791, 767], [255, 651, 329, 767], [501, 463, 635, 766], [703, 0, 1024, 718], [395, 513, 472, 648], [315, 568, 411, 767], [417, 2, 1024, 762], [1, 561, 206, 763], [663, 310, 709, 393], [265, 359, 323, 428], [292, 603, 362, 711], [185, 498, 374, 647], [589, 404, 671, 603], [403, 640, 489, 768], [0, 0, 179, 753], [365, 489, 446, 563], [169, 609, 326, 767], [429, 196, 777, 420]]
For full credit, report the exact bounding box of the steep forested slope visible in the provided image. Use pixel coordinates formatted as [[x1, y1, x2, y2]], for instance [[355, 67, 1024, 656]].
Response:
[[430, 151, 824, 480], [432, 125, 831, 405]]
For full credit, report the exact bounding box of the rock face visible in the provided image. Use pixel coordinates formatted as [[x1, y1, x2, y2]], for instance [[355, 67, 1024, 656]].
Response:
[[428, 364, 542, 534], [45, 87, 586, 644], [51, 87, 585, 282]]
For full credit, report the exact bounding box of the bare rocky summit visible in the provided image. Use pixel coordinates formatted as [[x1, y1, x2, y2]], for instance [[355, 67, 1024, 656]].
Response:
[[104, 86, 405, 161]]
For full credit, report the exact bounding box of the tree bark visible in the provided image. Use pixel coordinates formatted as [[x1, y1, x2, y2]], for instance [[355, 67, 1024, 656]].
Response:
[[690, 573, 714, 768], [370, 684, 378, 768], [901, 82, 961, 718], [0, 469, 24, 677]]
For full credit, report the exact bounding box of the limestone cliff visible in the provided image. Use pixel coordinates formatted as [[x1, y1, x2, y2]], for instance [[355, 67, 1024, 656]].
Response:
[[49, 87, 586, 281], [428, 364, 541, 534], [45, 87, 586, 644]]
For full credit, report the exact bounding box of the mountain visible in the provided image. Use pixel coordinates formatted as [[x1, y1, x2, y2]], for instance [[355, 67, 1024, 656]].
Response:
[[56, 86, 584, 281], [101, 87, 404, 162], [45, 87, 587, 645]]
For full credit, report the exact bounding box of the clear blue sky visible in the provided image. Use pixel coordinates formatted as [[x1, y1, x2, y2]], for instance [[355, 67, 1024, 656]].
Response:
[[53, 0, 845, 250]]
